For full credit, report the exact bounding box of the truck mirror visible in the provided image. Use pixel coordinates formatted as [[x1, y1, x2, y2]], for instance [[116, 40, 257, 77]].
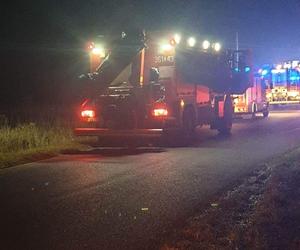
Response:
[[149, 67, 159, 82]]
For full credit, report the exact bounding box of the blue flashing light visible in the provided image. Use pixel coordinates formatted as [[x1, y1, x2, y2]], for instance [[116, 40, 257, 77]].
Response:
[[290, 76, 300, 81], [245, 66, 251, 73], [234, 67, 239, 72], [261, 69, 268, 76]]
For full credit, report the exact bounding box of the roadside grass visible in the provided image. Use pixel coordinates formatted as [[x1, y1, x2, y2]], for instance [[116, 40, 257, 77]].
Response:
[[0, 122, 85, 168], [244, 156, 300, 249]]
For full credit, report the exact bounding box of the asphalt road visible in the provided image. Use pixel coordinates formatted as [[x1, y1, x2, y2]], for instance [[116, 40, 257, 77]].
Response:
[[1, 110, 300, 250]]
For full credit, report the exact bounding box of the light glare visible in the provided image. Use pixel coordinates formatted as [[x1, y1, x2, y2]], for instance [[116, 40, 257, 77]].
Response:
[[91, 47, 105, 58], [202, 40, 210, 50], [214, 42, 221, 52], [81, 110, 95, 118], [174, 34, 181, 44], [153, 108, 168, 117], [187, 37, 196, 47], [160, 43, 173, 52]]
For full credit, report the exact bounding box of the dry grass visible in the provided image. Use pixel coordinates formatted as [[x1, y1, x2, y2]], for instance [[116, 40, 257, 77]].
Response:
[[244, 162, 300, 249], [0, 122, 82, 168], [162, 150, 300, 250]]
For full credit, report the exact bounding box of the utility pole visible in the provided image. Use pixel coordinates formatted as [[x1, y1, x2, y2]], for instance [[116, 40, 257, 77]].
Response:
[[236, 31, 239, 66], [236, 31, 239, 51]]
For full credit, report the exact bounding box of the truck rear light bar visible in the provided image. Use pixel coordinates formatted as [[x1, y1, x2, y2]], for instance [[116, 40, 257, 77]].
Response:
[[81, 110, 95, 118], [152, 108, 168, 117]]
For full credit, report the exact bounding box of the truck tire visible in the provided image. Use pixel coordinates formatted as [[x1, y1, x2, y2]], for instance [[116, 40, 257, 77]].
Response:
[[217, 95, 233, 135], [183, 106, 196, 139], [251, 103, 257, 118]]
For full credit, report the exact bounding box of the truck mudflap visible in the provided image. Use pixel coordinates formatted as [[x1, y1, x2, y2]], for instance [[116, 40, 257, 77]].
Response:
[[74, 128, 164, 138]]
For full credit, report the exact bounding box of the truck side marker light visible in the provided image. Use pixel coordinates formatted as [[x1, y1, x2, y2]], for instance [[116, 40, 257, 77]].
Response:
[[180, 99, 185, 108]]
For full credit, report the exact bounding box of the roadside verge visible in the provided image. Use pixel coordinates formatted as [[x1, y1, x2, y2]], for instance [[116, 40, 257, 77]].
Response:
[[162, 148, 300, 249], [0, 123, 88, 169]]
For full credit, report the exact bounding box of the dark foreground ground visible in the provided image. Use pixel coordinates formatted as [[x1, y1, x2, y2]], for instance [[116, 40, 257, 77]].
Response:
[[163, 148, 300, 250], [1, 110, 300, 249]]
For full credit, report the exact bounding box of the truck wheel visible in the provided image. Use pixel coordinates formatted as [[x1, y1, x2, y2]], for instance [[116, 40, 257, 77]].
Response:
[[252, 103, 257, 118], [160, 129, 179, 147], [183, 106, 196, 139], [263, 110, 269, 118], [217, 95, 233, 135]]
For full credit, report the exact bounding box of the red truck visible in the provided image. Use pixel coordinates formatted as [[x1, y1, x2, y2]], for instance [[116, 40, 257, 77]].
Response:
[[74, 31, 252, 142], [233, 74, 269, 118]]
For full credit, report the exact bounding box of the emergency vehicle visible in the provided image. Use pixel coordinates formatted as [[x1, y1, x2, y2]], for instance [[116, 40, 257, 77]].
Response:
[[259, 61, 300, 104], [74, 31, 252, 142], [233, 73, 269, 117]]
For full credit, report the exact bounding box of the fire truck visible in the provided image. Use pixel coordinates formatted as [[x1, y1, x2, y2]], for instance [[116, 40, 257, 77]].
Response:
[[259, 61, 300, 104], [74, 31, 252, 142], [233, 73, 269, 117]]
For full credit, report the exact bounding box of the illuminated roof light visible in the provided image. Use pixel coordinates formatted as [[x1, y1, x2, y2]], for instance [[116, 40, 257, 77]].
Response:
[[276, 64, 282, 70], [292, 61, 299, 68], [202, 40, 211, 50], [170, 39, 176, 46], [160, 43, 173, 53], [187, 37, 196, 47], [271, 68, 285, 74], [213, 42, 221, 52], [91, 47, 105, 58], [174, 34, 181, 44], [261, 69, 268, 76]]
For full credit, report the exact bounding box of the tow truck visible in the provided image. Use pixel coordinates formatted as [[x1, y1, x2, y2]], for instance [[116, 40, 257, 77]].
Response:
[[74, 31, 252, 142]]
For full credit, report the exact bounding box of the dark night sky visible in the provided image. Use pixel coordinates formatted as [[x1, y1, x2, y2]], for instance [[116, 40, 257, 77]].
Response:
[[2, 0, 300, 65]]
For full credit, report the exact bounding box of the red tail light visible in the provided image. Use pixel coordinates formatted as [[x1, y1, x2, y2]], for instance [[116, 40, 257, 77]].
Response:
[[81, 109, 95, 118]]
